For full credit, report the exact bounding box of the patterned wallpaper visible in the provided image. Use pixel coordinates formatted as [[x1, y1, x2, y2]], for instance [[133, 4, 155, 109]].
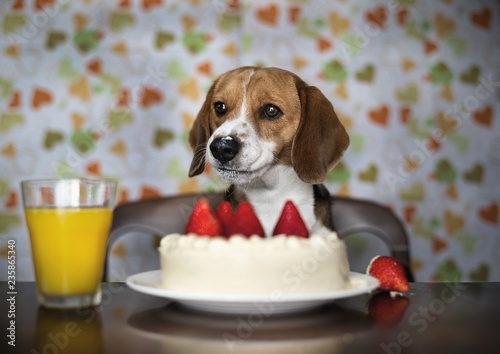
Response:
[[0, 0, 499, 282]]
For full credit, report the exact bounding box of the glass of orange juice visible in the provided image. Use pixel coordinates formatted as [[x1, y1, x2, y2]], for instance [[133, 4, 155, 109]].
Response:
[[21, 178, 117, 309]]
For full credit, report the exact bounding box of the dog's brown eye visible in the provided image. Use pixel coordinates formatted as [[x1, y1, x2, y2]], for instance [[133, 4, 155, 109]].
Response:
[[214, 101, 227, 116], [261, 104, 283, 120]]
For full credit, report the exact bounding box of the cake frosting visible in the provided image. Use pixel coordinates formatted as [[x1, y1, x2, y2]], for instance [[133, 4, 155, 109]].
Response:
[[159, 233, 350, 295]]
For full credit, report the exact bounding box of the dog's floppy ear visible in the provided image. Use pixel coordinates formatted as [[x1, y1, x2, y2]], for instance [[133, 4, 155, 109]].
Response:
[[188, 84, 216, 177], [292, 82, 350, 184]]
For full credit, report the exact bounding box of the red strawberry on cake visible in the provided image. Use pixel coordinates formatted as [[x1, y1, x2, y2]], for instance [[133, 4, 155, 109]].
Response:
[[226, 201, 265, 237], [273, 200, 309, 238], [366, 255, 410, 294], [185, 198, 221, 237]]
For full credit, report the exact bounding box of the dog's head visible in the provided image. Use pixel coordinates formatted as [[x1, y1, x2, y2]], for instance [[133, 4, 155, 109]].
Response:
[[188, 66, 349, 185]]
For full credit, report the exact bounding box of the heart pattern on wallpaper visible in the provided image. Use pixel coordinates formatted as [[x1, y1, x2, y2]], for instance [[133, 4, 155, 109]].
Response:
[[368, 105, 389, 127], [472, 106, 493, 128], [470, 8, 491, 30], [478, 203, 498, 224], [328, 11, 350, 35], [1, 0, 499, 283], [256, 4, 279, 26], [443, 209, 465, 235]]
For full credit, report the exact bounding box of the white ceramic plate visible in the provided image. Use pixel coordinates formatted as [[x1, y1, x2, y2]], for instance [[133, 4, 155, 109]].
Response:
[[126, 270, 379, 314]]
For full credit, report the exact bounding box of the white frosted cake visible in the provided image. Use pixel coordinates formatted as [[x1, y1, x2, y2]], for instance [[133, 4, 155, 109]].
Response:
[[158, 233, 350, 295]]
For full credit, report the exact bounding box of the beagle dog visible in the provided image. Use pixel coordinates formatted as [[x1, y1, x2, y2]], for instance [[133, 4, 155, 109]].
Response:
[[188, 66, 349, 236]]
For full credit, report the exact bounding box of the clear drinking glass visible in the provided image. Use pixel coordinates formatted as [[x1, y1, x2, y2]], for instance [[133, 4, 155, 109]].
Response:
[[21, 178, 117, 309]]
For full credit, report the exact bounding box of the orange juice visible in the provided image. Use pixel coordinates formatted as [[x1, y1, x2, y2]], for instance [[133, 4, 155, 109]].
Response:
[[25, 207, 112, 296]]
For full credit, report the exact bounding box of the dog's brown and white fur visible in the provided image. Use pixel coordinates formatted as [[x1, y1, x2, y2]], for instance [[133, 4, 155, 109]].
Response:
[[188, 67, 349, 236]]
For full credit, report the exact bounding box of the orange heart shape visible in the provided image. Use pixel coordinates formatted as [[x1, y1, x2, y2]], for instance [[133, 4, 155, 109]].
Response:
[[140, 86, 163, 108], [86, 161, 101, 175], [396, 8, 409, 26], [119, 0, 131, 9], [1, 143, 16, 158], [5, 191, 18, 209], [368, 105, 389, 127], [256, 4, 279, 26], [288, 6, 301, 24], [400, 106, 411, 124], [478, 203, 498, 224], [432, 238, 447, 253], [141, 185, 161, 199], [12, 0, 23, 10], [424, 40, 438, 55], [35, 0, 55, 11], [365, 6, 388, 29], [317, 37, 332, 52], [87, 58, 102, 75], [403, 205, 416, 223], [470, 8, 491, 30], [141, 0, 163, 11], [473, 106, 493, 127], [116, 88, 130, 107], [197, 61, 212, 76], [32, 87, 53, 109], [9, 91, 21, 109]]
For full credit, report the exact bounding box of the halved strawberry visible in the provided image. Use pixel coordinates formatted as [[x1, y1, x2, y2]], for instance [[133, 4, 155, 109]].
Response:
[[272, 200, 309, 238], [366, 256, 410, 293], [185, 198, 221, 237], [367, 292, 410, 327], [226, 202, 265, 237], [216, 201, 233, 238]]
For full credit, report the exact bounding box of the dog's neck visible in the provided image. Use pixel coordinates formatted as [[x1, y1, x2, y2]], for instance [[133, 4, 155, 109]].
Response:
[[234, 165, 318, 236]]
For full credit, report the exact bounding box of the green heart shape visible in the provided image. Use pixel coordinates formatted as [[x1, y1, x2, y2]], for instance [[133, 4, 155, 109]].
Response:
[[456, 233, 476, 254], [459, 65, 480, 85], [429, 61, 453, 84], [412, 217, 434, 239], [155, 32, 175, 50], [166, 59, 188, 80], [73, 29, 99, 54], [396, 83, 419, 103], [297, 18, 319, 38], [58, 58, 80, 80], [339, 34, 363, 57], [0, 213, 21, 233], [54, 160, 77, 178], [154, 128, 174, 148], [182, 33, 207, 55], [46, 31, 67, 50], [327, 161, 350, 184], [0, 77, 13, 98], [0, 179, 9, 198], [469, 263, 489, 282], [399, 182, 424, 202], [101, 74, 121, 95], [448, 134, 469, 154], [0, 112, 24, 133], [44, 130, 65, 149], [463, 163, 483, 183], [355, 64, 374, 82], [408, 119, 429, 139], [446, 36, 466, 56], [435, 159, 456, 183], [70, 130, 96, 155], [436, 259, 462, 282], [219, 13, 241, 33], [109, 11, 135, 32], [3, 14, 27, 33], [349, 134, 364, 154], [165, 158, 186, 178], [323, 60, 348, 82], [358, 164, 378, 183], [107, 109, 133, 130]]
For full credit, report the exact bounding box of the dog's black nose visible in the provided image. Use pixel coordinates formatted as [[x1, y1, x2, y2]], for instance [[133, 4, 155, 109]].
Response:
[[210, 137, 239, 163]]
